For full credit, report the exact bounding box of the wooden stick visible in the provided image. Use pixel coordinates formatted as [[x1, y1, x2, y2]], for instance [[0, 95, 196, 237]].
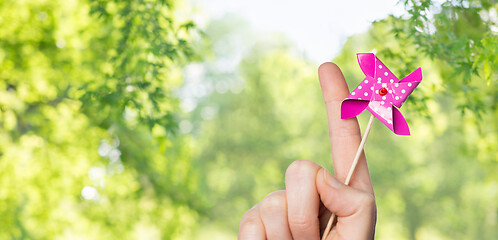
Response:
[[321, 114, 375, 240]]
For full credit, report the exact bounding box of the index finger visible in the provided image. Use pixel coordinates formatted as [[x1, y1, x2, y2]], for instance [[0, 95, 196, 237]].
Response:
[[317, 62, 374, 194]]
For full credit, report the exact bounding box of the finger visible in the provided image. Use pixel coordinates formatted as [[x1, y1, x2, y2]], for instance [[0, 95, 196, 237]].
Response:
[[258, 190, 293, 240], [317, 62, 374, 194], [316, 168, 376, 240], [239, 206, 266, 240], [285, 160, 322, 240]]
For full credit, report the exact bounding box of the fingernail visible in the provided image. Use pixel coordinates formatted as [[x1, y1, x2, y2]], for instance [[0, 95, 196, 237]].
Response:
[[323, 170, 343, 188]]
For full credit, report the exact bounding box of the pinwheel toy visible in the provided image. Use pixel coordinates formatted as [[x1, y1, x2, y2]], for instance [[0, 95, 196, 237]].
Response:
[[321, 53, 422, 240], [342, 53, 422, 135]]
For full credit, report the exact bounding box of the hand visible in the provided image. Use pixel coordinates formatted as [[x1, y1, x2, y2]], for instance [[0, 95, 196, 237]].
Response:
[[238, 63, 377, 240]]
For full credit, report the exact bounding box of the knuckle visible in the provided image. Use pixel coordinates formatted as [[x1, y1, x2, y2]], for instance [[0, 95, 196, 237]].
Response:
[[260, 191, 286, 213], [330, 122, 362, 140], [358, 192, 376, 210], [239, 219, 260, 232], [238, 221, 262, 239], [239, 210, 261, 232], [288, 214, 314, 231], [240, 207, 256, 221]]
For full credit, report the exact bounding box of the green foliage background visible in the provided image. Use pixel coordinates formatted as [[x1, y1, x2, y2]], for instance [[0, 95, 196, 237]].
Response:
[[0, 0, 496, 239]]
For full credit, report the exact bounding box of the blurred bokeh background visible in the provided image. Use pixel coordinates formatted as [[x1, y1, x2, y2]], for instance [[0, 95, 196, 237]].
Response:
[[0, 0, 497, 239]]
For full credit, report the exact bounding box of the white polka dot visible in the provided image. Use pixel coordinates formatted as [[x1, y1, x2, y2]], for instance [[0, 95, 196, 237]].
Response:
[[395, 96, 399, 100], [390, 79, 394, 83], [389, 90, 392, 93], [358, 86, 362, 89], [375, 90, 379, 94], [387, 120, 392, 124], [384, 72, 388, 76], [408, 83, 412, 87], [379, 65, 382, 69], [378, 77, 382, 81], [382, 83, 387, 88], [365, 80, 369, 83], [364, 92, 368, 96], [395, 83, 399, 87], [401, 89, 406, 94], [388, 107, 392, 111], [352, 92, 355, 95], [381, 101, 385, 105], [382, 96, 386, 100], [358, 98, 362, 100]]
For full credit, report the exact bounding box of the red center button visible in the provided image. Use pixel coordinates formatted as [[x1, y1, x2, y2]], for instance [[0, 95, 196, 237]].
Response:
[[379, 88, 388, 96]]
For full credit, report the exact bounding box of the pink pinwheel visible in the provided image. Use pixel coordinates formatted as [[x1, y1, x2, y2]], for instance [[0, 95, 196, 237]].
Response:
[[341, 53, 422, 135]]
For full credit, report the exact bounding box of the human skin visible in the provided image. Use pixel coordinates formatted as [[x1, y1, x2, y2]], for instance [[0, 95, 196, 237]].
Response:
[[238, 63, 377, 240]]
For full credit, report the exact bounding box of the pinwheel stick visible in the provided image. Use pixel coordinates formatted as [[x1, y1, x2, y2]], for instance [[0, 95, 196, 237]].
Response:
[[321, 114, 375, 240]]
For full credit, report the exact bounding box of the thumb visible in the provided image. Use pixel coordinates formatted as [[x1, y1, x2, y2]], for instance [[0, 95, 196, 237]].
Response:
[[316, 168, 376, 239]]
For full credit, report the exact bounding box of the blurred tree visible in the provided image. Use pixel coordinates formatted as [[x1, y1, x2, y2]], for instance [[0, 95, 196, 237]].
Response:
[[0, 0, 204, 239], [371, 1, 497, 239], [180, 15, 333, 235]]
